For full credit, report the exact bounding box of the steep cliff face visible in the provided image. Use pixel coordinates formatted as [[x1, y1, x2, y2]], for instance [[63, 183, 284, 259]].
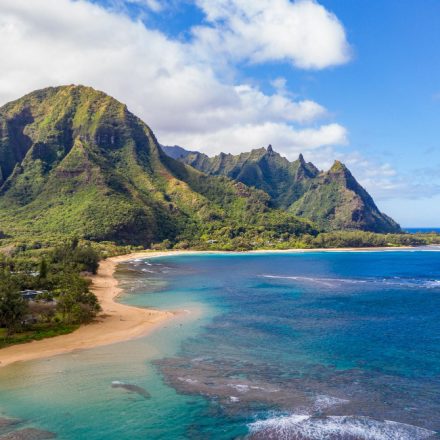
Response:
[[164, 146, 401, 233], [162, 145, 196, 160], [289, 161, 400, 232], [167, 145, 319, 208], [0, 86, 314, 244]]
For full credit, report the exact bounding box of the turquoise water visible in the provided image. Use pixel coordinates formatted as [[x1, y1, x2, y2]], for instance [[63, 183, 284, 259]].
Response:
[[0, 251, 440, 439]]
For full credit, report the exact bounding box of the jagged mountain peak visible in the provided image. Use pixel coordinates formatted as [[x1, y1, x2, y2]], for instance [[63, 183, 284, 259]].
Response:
[[164, 145, 400, 233], [0, 85, 316, 245], [329, 160, 350, 175]]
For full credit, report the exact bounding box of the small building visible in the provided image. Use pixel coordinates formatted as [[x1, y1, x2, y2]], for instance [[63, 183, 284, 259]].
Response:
[[20, 290, 47, 301]]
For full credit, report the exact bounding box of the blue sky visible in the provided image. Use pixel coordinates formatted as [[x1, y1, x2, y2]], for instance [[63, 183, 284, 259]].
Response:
[[1, 0, 439, 226]]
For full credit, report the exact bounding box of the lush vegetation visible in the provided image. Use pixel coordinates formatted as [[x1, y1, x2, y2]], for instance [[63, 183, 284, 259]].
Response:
[[148, 229, 440, 251], [294, 230, 440, 249], [0, 86, 317, 247], [1, 228, 439, 348], [166, 145, 319, 209], [0, 240, 100, 347], [164, 146, 401, 233], [0, 85, 438, 350], [0, 85, 401, 252]]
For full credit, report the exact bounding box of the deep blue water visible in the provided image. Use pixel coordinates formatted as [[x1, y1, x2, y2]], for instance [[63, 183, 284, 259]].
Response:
[[405, 227, 440, 233], [0, 251, 440, 439]]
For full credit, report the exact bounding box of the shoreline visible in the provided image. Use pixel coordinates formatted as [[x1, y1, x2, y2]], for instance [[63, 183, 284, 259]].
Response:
[[0, 245, 433, 368], [0, 253, 176, 368]]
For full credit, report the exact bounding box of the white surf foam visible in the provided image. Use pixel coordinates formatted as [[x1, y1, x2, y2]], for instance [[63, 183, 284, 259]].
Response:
[[228, 384, 250, 393], [248, 414, 435, 440], [177, 377, 198, 385], [312, 395, 349, 412], [263, 274, 440, 289]]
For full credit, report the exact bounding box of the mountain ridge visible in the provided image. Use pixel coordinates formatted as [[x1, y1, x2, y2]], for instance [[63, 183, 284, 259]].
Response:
[[163, 145, 401, 233], [0, 85, 315, 247]]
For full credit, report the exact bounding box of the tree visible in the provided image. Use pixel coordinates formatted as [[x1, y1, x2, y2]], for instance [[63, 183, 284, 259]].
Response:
[[71, 237, 79, 250], [29, 302, 55, 323], [56, 272, 100, 323], [0, 278, 27, 337], [51, 242, 100, 274], [72, 245, 99, 274], [39, 258, 48, 280]]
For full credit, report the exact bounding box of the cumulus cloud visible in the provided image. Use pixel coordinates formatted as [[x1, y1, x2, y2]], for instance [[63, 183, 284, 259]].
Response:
[[338, 152, 402, 200], [0, 0, 348, 156], [315, 151, 440, 202], [95, 0, 166, 14], [192, 0, 351, 69], [139, 0, 163, 12], [162, 122, 347, 156]]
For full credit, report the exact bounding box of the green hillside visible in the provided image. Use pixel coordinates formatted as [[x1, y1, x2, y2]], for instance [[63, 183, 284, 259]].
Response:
[[0, 86, 315, 247], [167, 145, 320, 208], [164, 145, 401, 233], [290, 161, 400, 232]]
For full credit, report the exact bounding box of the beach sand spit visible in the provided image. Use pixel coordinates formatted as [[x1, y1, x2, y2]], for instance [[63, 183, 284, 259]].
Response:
[[0, 247, 416, 368], [0, 252, 179, 368]]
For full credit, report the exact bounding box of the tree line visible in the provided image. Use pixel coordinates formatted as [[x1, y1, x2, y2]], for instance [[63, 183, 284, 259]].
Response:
[[0, 240, 100, 342]]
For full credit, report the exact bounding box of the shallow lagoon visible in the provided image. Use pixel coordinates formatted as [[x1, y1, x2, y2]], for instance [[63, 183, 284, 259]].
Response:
[[1, 251, 439, 439]]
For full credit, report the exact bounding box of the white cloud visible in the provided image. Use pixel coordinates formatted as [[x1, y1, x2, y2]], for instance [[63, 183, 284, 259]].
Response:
[[0, 0, 348, 157], [271, 77, 288, 94], [139, 0, 163, 12], [96, 0, 165, 13], [161, 122, 348, 156], [192, 0, 351, 69], [339, 152, 402, 200], [278, 145, 440, 206], [310, 150, 440, 203]]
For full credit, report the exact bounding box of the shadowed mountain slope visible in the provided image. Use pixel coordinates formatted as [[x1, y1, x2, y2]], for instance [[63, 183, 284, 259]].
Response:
[[0, 86, 315, 245], [163, 145, 401, 233]]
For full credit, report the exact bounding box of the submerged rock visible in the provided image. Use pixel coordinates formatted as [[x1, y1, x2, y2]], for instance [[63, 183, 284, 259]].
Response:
[[0, 418, 21, 428], [111, 381, 151, 399], [0, 428, 56, 440]]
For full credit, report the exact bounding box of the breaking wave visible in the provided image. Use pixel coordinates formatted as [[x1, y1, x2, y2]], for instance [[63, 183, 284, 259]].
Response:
[[263, 275, 440, 289], [248, 414, 436, 440]]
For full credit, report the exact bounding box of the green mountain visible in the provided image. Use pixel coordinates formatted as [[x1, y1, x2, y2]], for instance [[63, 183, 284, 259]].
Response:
[[161, 145, 196, 160], [0, 85, 315, 246], [163, 145, 401, 233], [163, 145, 320, 209], [290, 161, 400, 232]]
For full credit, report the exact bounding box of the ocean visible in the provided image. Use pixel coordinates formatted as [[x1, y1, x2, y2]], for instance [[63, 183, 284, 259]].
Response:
[[405, 228, 440, 234], [0, 251, 439, 439]]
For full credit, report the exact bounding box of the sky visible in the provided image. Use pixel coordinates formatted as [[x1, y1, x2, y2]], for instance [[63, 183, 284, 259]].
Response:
[[0, 0, 439, 226]]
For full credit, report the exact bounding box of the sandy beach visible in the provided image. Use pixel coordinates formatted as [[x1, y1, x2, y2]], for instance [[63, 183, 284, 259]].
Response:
[[0, 246, 420, 368], [0, 251, 179, 368]]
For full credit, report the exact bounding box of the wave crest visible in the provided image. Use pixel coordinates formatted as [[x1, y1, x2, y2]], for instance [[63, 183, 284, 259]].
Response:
[[248, 414, 436, 440], [263, 275, 440, 289]]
